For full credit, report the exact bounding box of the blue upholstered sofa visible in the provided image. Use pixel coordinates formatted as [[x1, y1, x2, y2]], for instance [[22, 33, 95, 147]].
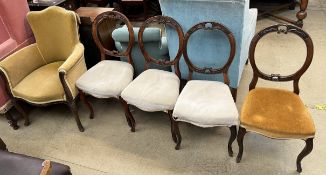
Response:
[[112, 26, 170, 75], [159, 0, 257, 92]]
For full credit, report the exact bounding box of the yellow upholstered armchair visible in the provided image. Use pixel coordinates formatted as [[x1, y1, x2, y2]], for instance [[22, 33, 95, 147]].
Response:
[[0, 7, 88, 132]]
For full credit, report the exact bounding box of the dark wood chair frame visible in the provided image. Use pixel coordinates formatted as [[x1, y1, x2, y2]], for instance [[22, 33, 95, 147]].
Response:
[[78, 11, 136, 129], [256, 0, 308, 27], [172, 22, 237, 152], [117, 0, 149, 21], [236, 24, 314, 173], [81, 0, 110, 7], [120, 16, 184, 141]]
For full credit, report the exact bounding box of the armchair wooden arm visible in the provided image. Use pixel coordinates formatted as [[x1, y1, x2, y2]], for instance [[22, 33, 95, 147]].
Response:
[[58, 43, 87, 100], [40, 160, 51, 175]]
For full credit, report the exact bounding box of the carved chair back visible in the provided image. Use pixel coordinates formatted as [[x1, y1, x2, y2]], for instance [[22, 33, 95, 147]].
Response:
[[92, 11, 134, 66], [249, 24, 314, 94], [183, 22, 236, 86], [138, 16, 184, 78]]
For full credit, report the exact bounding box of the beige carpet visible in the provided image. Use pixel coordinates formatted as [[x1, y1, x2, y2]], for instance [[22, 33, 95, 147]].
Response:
[[1, 1, 326, 174]]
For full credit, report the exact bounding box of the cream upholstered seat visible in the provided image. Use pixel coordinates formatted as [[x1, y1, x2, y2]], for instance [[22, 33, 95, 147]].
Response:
[[170, 21, 238, 152], [121, 69, 180, 112], [76, 60, 133, 99], [173, 80, 238, 128], [75, 11, 135, 126], [119, 16, 184, 136]]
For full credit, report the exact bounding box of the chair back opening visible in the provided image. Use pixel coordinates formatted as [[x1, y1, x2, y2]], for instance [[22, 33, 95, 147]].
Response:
[[92, 11, 135, 65], [248, 24, 314, 94], [138, 15, 184, 78], [183, 22, 236, 86]]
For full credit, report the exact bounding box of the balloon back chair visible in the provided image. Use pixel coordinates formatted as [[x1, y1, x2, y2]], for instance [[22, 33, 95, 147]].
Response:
[[236, 24, 315, 173], [172, 22, 238, 151], [120, 15, 184, 144], [76, 11, 135, 129]]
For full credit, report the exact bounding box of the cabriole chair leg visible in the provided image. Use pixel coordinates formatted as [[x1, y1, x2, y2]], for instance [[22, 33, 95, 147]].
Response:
[[119, 97, 132, 128], [228, 125, 237, 157], [119, 97, 135, 132], [236, 126, 247, 163], [14, 101, 29, 126], [79, 91, 94, 119], [174, 120, 182, 150], [5, 112, 19, 130], [68, 101, 84, 132], [126, 104, 135, 132], [168, 111, 177, 143], [296, 138, 314, 173]]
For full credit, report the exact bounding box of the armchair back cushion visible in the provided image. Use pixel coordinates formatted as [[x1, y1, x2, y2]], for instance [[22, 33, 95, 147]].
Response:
[[0, 44, 46, 88], [112, 26, 169, 75], [26, 7, 80, 63]]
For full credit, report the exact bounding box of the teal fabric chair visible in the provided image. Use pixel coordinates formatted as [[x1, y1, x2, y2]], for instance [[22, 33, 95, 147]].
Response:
[[159, 0, 257, 94], [112, 26, 169, 75]]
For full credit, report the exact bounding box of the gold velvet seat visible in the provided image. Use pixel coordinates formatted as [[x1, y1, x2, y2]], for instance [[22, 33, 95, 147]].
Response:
[[241, 87, 315, 139], [0, 7, 89, 132], [12, 61, 65, 104]]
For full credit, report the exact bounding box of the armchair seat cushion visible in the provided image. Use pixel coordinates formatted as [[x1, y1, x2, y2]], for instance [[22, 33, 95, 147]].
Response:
[[76, 60, 134, 98], [173, 80, 239, 128], [240, 87, 316, 139], [121, 69, 180, 112], [12, 61, 65, 104]]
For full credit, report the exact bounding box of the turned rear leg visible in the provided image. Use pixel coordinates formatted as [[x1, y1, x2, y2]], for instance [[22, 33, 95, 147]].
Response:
[[68, 101, 85, 132], [228, 125, 237, 157], [119, 97, 135, 132], [79, 91, 94, 119], [236, 126, 247, 163]]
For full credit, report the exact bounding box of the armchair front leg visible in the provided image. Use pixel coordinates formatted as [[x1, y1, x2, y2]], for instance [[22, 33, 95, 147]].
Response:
[[5, 112, 19, 130], [58, 43, 87, 132], [59, 72, 85, 132]]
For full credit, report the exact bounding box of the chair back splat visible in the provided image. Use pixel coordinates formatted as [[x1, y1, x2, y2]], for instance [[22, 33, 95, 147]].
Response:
[[92, 11, 135, 66], [248, 24, 314, 94], [183, 22, 236, 86], [138, 16, 184, 78]]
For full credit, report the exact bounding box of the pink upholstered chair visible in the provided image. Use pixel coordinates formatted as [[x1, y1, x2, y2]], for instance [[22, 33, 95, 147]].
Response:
[[0, 0, 35, 129]]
